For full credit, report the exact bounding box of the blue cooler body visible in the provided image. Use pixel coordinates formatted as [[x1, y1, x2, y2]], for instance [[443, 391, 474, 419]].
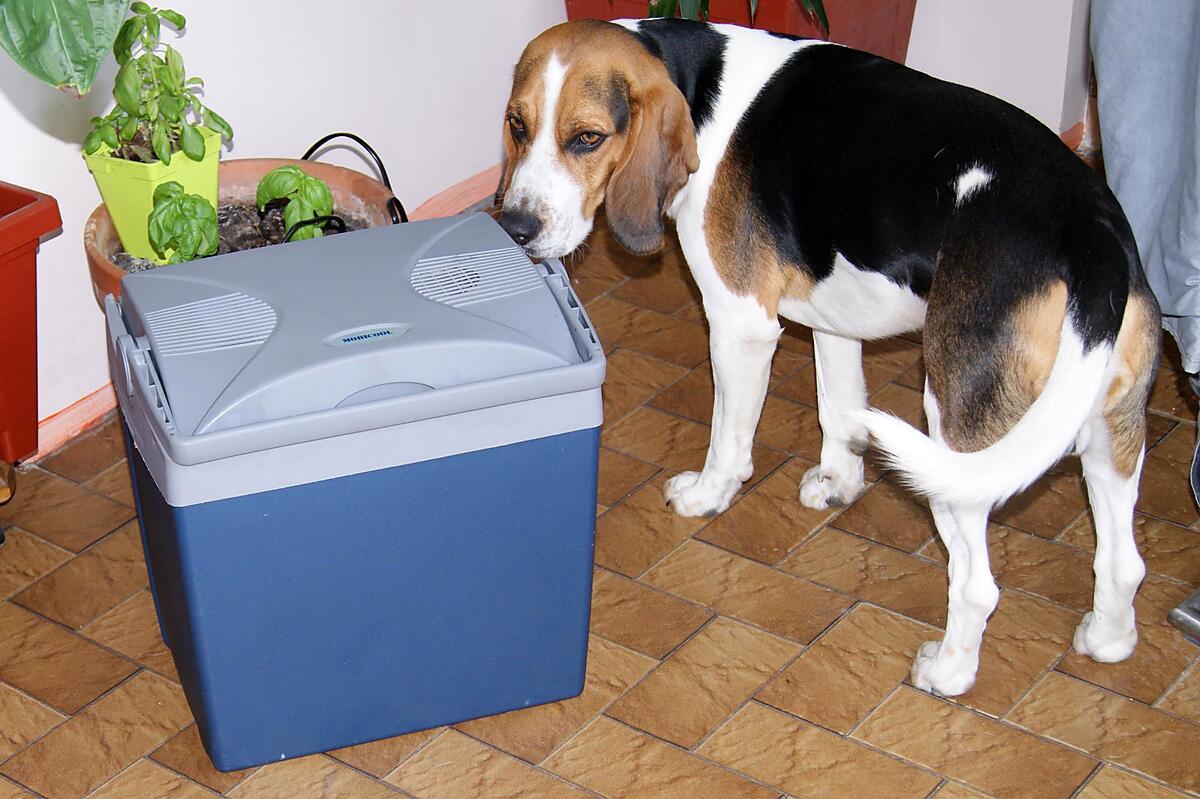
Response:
[[105, 214, 605, 772]]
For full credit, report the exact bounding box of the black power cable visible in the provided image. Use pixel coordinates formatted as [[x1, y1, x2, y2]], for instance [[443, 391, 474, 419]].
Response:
[[301, 132, 409, 224], [283, 214, 348, 243]]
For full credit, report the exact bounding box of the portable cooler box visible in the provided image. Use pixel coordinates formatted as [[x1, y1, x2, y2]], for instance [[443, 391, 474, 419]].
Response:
[[105, 212, 605, 771]]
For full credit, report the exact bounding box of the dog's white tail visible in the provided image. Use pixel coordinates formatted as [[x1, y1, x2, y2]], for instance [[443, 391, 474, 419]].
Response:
[[855, 322, 1110, 508]]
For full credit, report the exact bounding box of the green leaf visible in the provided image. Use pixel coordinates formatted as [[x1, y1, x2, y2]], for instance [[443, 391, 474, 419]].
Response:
[[284, 196, 319, 240], [113, 17, 143, 65], [152, 180, 184, 205], [799, 0, 830, 35], [164, 45, 184, 85], [647, 0, 678, 17], [99, 123, 118, 148], [119, 115, 139, 140], [113, 62, 140, 114], [0, 0, 127, 94], [185, 76, 204, 86], [298, 176, 334, 217], [179, 123, 204, 161], [83, 129, 103, 154], [130, 2, 153, 14], [256, 165, 305, 209], [144, 12, 160, 43], [748, 0, 758, 23], [152, 121, 172, 164], [205, 108, 233, 141], [148, 184, 217, 262], [678, 0, 700, 19], [159, 9, 186, 29]]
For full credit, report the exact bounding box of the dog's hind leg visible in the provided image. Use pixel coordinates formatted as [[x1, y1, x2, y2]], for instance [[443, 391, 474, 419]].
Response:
[[799, 331, 868, 509], [665, 297, 782, 517], [910, 388, 998, 697]]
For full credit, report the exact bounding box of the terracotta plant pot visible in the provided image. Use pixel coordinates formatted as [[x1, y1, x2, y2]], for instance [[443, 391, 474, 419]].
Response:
[[84, 158, 397, 308], [0, 181, 61, 479], [564, 0, 919, 64]]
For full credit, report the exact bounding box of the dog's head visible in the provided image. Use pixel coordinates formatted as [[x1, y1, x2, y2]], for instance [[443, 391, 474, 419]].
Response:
[[496, 20, 699, 259]]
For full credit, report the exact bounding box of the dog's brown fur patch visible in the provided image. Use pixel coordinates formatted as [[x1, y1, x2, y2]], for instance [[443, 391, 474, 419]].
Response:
[[1103, 292, 1161, 477], [704, 150, 814, 314]]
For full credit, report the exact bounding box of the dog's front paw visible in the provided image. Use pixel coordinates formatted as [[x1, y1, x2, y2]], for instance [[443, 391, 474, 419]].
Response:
[[1073, 611, 1138, 663], [910, 640, 977, 697], [798, 464, 864, 510], [664, 471, 740, 517]]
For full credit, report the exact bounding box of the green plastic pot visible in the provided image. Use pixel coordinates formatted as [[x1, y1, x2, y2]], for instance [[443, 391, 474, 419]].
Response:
[[83, 126, 220, 263]]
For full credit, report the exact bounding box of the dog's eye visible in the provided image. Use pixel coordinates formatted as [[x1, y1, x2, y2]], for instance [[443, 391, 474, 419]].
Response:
[[576, 131, 605, 148], [508, 116, 526, 140]]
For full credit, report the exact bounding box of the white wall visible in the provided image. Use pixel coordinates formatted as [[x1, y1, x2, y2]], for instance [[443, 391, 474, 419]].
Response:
[[0, 0, 565, 421], [906, 0, 1091, 133]]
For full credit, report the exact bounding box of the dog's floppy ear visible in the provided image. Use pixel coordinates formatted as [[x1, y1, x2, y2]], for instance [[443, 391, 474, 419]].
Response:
[[605, 81, 698, 256], [494, 121, 518, 208]]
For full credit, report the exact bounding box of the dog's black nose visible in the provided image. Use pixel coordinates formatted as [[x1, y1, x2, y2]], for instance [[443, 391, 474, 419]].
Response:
[[498, 210, 542, 246]]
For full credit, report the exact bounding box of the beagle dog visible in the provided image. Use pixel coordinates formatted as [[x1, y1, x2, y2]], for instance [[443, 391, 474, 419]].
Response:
[[496, 19, 1161, 698]]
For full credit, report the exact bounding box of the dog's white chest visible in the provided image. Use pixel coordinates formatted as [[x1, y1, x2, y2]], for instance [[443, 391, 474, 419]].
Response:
[[777, 253, 927, 339]]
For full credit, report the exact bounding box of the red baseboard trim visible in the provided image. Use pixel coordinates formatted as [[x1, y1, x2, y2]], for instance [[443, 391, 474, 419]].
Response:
[[31, 165, 505, 462], [31, 382, 117, 462]]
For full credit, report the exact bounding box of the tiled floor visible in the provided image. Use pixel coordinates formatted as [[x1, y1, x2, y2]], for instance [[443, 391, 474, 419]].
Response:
[[2, 216, 1199, 798]]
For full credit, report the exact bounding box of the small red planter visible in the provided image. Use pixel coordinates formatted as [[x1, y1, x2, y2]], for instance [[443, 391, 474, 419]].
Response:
[[0, 182, 61, 465], [565, 0, 918, 64]]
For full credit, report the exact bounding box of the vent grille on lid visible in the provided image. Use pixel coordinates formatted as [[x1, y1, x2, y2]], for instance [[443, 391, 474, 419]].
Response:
[[144, 292, 277, 356], [411, 247, 542, 307]]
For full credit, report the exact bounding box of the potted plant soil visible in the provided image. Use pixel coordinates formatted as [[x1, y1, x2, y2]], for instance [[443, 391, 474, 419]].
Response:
[[0, 181, 62, 503], [565, 0, 919, 64]]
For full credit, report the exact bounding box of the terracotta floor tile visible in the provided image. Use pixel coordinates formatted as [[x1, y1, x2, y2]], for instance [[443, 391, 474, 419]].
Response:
[[571, 267, 625, 304], [862, 337, 924, 394], [0, 683, 64, 761], [596, 447, 659, 507], [38, 416, 125, 484], [327, 727, 441, 779], [0, 778, 35, 799], [14, 522, 148, 629], [88, 758, 218, 798], [1008, 672, 1200, 793], [0, 469, 133, 553], [1137, 425, 1199, 527], [589, 568, 712, 658], [601, 349, 688, 425], [1, 671, 191, 799], [783, 528, 948, 627], [81, 590, 178, 682], [649, 362, 717, 423], [1076, 765, 1191, 798], [1157, 662, 1200, 724], [672, 302, 705, 322], [228, 754, 399, 798], [594, 474, 711, 578], [753, 396, 824, 460], [697, 459, 838, 565], [923, 524, 1094, 611], [606, 616, 797, 749], [543, 716, 775, 799], [993, 463, 1089, 538], [1134, 573, 1193, 630], [833, 477, 936, 553], [757, 603, 934, 733], [777, 322, 814, 355], [931, 784, 989, 799], [958, 590, 1077, 717], [770, 364, 818, 407], [1057, 618, 1196, 704], [386, 730, 586, 798], [150, 725, 255, 794], [1148, 364, 1198, 421], [855, 686, 1096, 799], [0, 601, 136, 714], [456, 635, 654, 763], [642, 539, 852, 643], [608, 247, 700, 314], [602, 406, 784, 486], [699, 701, 940, 799], [767, 348, 813, 390], [83, 462, 135, 508], [0, 529, 71, 600], [586, 296, 710, 368], [1146, 411, 1179, 449], [1059, 513, 1200, 586], [868, 383, 926, 429]]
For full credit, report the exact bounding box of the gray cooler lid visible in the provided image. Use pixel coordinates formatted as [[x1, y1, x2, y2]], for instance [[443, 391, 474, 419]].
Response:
[[113, 213, 604, 465]]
